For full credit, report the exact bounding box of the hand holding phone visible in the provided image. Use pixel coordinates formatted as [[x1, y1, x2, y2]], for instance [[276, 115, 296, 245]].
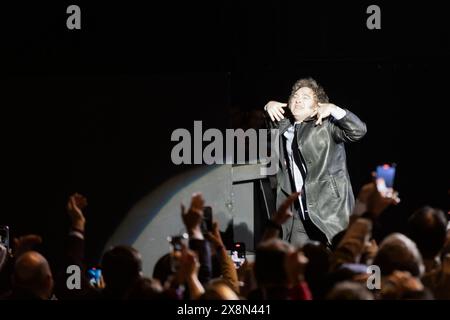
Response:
[[230, 242, 246, 269], [375, 163, 396, 197], [201, 206, 213, 235], [87, 267, 102, 288], [167, 233, 188, 272], [375, 164, 400, 204], [168, 233, 188, 252]]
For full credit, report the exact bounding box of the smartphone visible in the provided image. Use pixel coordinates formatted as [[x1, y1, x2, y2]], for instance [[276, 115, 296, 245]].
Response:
[[0, 226, 9, 250], [201, 206, 213, 235], [229, 242, 246, 269], [167, 233, 188, 272], [87, 267, 102, 287], [375, 163, 396, 196], [167, 233, 188, 252]]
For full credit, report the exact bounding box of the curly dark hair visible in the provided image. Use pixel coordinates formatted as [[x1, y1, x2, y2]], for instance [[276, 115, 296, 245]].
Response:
[[290, 77, 329, 103]]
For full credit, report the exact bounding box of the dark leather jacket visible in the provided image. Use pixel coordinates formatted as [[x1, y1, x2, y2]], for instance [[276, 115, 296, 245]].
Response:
[[267, 107, 367, 243]]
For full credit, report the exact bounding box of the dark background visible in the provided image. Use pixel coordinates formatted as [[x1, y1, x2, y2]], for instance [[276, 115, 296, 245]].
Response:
[[0, 1, 448, 268]]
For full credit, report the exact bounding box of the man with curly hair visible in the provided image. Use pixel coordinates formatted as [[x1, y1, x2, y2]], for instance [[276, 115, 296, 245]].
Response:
[[264, 78, 367, 247]]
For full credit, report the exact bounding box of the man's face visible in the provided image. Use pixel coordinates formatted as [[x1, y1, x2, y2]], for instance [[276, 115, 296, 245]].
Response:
[[289, 87, 318, 120]]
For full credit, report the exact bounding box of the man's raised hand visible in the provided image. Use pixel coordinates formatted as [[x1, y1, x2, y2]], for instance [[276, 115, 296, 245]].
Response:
[[312, 103, 337, 125], [67, 193, 87, 231], [264, 101, 287, 122]]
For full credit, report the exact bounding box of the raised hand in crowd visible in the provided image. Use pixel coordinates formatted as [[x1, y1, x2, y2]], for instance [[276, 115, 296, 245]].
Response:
[[67, 193, 87, 232], [181, 192, 205, 240], [179, 247, 204, 299], [206, 221, 240, 294], [262, 192, 299, 242], [355, 180, 400, 219]]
